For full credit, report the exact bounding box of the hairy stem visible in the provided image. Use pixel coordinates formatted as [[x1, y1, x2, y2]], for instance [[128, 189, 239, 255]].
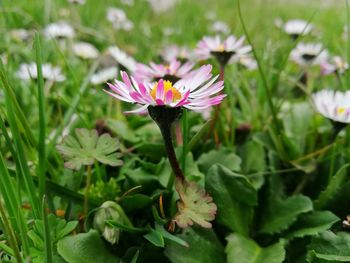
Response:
[[84, 165, 92, 215]]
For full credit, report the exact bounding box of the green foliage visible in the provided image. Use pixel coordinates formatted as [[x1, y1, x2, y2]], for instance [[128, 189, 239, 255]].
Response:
[[206, 164, 257, 235], [57, 230, 120, 263], [27, 214, 78, 263], [165, 227, 225, 263], [226, 233, 286, 263], [57, 128, 123, 170]]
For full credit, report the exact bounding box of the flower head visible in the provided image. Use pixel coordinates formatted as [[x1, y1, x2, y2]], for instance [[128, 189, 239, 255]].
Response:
[[196, 35, 251, 66], [72, 42, 99, 60], [160, 45, 192, 63], [107, 46, 137, 72], [290, 42, 328, 67], [105, 64, 225, 113], [210, 21, 230, 35], [106, 7, 133, 31], [134, 59, 195, 83], [16, 63, 65, 82], [282, 19, 313, 39], [147, 0, 178, 13], [321, 56, 349, 75], [312, 89, 350, 123], [44, 21, 75, 39], [91, 67, 118, 85]]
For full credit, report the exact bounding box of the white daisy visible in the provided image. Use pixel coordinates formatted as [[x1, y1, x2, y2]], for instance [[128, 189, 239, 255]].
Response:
[[147, 0, 178, 13], [210, 21, 230, 35], [121, 0, 134, 6], [321, 56, 349, 75], [107, 46, 137, 72], [16, 63, 66, 82], [44, 21, 75, 39], [160, 45, 192, 63], [10, 29, 31, 41], [283, 19, 313, 38], [72, 42, 99, 60], [312, 89, 350, 123], [106, 7, 134, 31], [290, 42, 328, 67], [91, 67, 118, 85]]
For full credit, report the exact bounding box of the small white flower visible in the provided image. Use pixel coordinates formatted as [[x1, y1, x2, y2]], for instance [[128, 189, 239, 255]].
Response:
[[210, 21, 230, 35], [1, 54, 8, 65], [147, 0, 178, 13], [283, 19, 313, 37], [312, 89, 350, 123], [16, 63, 66, 82], [72, 42, 99, 59], [106, 7, 134, 31], [10, 29, 31, 41], [107, 46, 137, 72], [67, 0, 86, 4], [90, 67, 118, 85], [290, 42, 328, 67], [321, 56, 349, 75], [44, 21, 75, 39], [160, 45, 193, 63]]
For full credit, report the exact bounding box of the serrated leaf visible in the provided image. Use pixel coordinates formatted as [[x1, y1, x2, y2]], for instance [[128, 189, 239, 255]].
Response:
[[57, 128, 123, 170], [197, 148, 241, 174], [57, 230, 119, 263], [286, 211, 339, 239], [315, 164, 349, 209], [226, 233, 286, 263], [174, 178, 217, 228], [206, 164, 257, 235], [165, 227, 225, 263], [307, 231, 350, 262], [260, 195, 313, 234]]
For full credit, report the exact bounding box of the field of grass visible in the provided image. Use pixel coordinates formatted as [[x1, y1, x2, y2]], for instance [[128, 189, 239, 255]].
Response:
[[1, 0, 350, 262]]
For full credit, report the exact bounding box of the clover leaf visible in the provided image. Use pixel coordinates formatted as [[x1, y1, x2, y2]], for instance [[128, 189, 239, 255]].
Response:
[[57, 128, 123, 170], [174, 178, 217, 228]]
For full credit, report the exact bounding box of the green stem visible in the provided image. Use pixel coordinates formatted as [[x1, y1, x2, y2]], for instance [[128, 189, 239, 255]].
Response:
[[181, 109, 188, 173], [84, 165, 92, 215]]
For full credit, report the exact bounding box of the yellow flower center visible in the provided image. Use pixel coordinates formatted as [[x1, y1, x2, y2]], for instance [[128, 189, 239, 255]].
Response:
[[337, 107, 346, 114], [150, 80, 182, 102], [217, 44, 225, 52]]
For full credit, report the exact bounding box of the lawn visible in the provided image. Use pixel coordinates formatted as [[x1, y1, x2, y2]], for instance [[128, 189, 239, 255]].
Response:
[[1, 0, 350, 262]]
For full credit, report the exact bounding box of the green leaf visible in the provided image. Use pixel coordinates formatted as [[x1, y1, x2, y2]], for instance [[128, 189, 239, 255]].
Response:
[[260, 195, 313, 234], [174, 178, 217, 228], [286, 211, 339, 239], [197, 148, 241, 174], [143, 229, 165, 247], [307, 231, 350, 262], [226, 233, 286, 263], [206, 164, 257, 235], [57, 128, 123, 170], [165, 227, 225, 263], [57, 230, 120, 263], [315, 164, 350, 210]]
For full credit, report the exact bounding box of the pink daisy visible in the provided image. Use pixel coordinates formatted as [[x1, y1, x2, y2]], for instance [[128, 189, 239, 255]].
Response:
[[105, 64, 225, 114], [133, 59, 195, 83], [196, 35, 251, 66]]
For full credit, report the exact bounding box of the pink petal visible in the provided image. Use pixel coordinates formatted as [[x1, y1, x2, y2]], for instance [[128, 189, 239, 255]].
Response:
[[165, 90, 173, 104], [156, 79, 165, 100]]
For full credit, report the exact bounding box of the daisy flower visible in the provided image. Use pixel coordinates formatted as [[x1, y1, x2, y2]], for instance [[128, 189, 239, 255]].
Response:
[[67, 0, 86, 4], [106, 7, 134, 31], [72, 42, 99, 60], [312, 89, 350, 123], [134, 59, 195, 83], [160, 45, 192, 63], [290, 42, 328, 67], [147, 0, 178, 13], [321, 56, 349, 75], [282, 19, 313, 39], [210, 21, 230, 35], [105, 64, 225, 114], [16, 63, 66, 82], [44, 21, 75, 39], [196, 35, 252, 66], [10, 29, 31, 42], [91, 67, 118, 85], [107, 46, 137, 72]]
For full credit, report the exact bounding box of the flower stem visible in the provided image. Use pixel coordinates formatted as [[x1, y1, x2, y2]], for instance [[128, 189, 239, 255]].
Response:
[[84, 164, 92, 215], [159, 122, 185, 180]]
